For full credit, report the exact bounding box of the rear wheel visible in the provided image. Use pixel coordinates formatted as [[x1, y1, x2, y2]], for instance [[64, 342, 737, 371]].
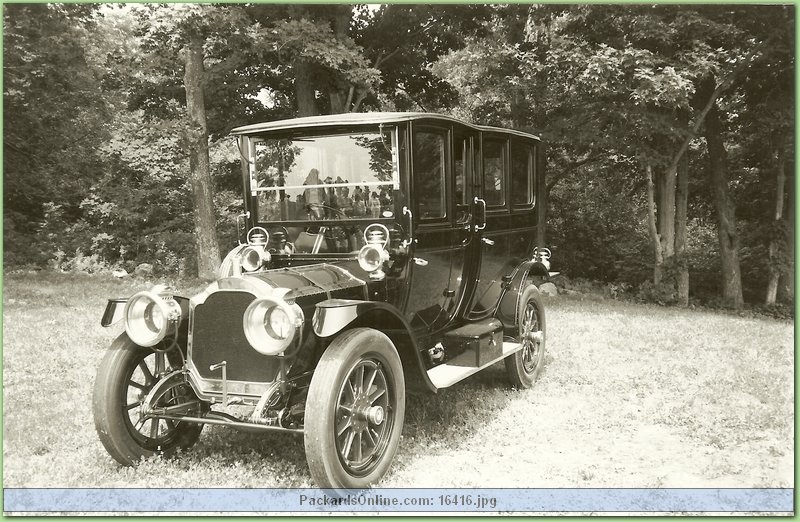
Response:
[[304, 328, 405, 488], [505, 285, 546, 388], [93, 334, 203, 465]]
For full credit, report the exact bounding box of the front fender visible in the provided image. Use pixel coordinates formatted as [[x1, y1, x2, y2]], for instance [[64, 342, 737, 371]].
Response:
[[100, 296, 191, 357], [101, 298, 129, 327], [101, 296, 191, 327], [312, 299, 436, 393]]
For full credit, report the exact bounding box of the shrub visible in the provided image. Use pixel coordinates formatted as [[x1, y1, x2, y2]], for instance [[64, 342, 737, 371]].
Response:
[[636, 280, 677, 306]]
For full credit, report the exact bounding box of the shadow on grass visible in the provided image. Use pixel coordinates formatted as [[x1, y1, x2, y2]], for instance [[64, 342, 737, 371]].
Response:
[[395, 364, 521, 466], [194, 426, 307, 463], [176, 364, 520, 483]]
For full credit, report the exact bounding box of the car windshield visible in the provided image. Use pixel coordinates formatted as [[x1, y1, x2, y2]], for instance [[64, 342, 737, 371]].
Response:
[[248, 130, 400, 223]]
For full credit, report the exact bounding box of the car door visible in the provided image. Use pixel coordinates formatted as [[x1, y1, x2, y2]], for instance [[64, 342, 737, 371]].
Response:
[[466, 134, 515, 318], [403, 124, 469, 334]]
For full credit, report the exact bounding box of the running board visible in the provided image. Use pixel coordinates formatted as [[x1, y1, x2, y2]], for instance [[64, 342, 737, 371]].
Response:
[[427, 341, 523, 390]]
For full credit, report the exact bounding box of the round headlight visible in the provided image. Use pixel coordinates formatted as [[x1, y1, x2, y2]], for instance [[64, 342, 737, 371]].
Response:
[[241, 245, 271, 272], [124, 290, 181, 347], [358, 244, 389, 272], [243, 296, 303, 355], [266, 306, 292, 339]]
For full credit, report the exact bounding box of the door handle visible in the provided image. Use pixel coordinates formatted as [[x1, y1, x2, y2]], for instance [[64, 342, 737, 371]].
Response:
[[401, 206, 414, 247], [474, 197, 487, 231], [481, 238, 495, 246]]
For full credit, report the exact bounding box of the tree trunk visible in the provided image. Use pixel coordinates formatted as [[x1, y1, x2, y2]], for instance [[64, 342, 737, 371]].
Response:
[[327, 6, 355, 114], [779, 165, 794, 303], [675, 152, 689, 306], [294, 59, 318, 117], [183, 37, 221, 280], [656, 166, 676, 260], [646, 165, 664, 285], [328, 87, 348, 114], [704, 102, 744, 309], [766, 145, 787, 305]]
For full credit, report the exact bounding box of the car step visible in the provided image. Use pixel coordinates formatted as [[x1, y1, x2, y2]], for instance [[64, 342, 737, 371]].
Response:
[[427, 341, 525, 390]]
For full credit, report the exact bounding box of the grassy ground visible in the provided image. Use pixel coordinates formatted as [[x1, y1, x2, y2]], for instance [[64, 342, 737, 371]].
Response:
[[2, 271, 794, 488]]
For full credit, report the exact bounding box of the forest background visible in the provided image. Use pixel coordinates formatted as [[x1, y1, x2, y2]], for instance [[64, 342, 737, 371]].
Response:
[[3, 3, 795, 312]]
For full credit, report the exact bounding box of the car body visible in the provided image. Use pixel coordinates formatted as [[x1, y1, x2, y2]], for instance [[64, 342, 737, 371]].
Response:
[[94, 112, 552, 488]]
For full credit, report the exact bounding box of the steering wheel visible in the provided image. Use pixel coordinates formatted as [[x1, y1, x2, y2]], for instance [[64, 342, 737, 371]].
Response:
[[304, 203, 348, 235]]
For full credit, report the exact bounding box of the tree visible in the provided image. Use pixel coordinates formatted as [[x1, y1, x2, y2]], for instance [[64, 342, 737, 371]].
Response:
[[3, 4, 109, 265], [359, 4, 493, 112], [127, 4, 260, 277], [430, 4, 792, 308], [243, 5, 380, 116]]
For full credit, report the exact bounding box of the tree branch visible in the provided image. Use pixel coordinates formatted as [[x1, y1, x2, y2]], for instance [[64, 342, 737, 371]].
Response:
[[546, 152, 607, 193], [629, 36, 774, 198], [344, 84, 355, 110], [669, 36, 773, 172], [372, 19, 435, 68], [350, 90, 368, 112], [394, 84, 428, 111]]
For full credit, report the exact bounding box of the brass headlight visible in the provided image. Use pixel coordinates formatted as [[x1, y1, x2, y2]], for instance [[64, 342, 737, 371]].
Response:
[[124, 288, 181, 347], [358, 243, 389, 273], [358, 223, 390, 280], [241, 245, 271, 272], [243, 293, 303, 355]]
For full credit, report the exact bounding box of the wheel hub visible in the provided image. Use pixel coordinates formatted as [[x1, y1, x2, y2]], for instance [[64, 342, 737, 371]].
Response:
[[366, 405, 385, 425], [351, 395, 385, 431]]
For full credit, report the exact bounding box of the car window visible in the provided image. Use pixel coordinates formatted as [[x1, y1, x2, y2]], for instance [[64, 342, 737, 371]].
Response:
[[413, 130, 447, 219], [454, 137, 469, 206], [483, 138, 506, 206], [250, 132, 398, 222], [511, 141, 533, 207]]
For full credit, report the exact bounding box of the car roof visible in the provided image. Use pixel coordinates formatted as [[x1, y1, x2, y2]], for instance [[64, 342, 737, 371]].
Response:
[[230, 112, 540, 141]]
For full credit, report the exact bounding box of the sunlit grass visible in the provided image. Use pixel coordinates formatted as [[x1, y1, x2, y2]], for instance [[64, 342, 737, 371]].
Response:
[[2, 272, 793, 488]]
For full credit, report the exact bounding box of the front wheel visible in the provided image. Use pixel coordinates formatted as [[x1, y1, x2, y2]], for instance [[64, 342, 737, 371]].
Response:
[[304, 328, 405, 489], [505, 285, 546, 388], [93, 334, 203, 465]]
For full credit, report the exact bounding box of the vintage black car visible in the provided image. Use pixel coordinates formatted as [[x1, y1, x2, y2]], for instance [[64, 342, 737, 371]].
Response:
[[94, 112, 553, 488]]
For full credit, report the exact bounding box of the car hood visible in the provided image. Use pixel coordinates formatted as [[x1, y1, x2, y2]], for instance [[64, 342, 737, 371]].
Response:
[[244, 263, 368, 302]]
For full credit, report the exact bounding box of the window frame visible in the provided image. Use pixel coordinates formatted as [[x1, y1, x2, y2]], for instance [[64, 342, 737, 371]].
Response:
[[510, 138, 535, 211], [410, 124, 451, 223], [480, 134, 509, 212]]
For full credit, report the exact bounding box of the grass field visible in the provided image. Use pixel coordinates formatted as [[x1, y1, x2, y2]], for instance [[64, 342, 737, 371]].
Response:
[[2, 271, 794, 488]]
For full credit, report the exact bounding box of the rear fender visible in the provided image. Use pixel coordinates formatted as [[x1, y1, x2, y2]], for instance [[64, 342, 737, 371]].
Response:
[[313, 300, 436, 393], [495, 260, 546, 337]]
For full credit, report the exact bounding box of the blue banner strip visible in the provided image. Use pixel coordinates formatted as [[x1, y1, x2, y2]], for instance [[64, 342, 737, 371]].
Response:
[[3, 488, 794, 513]]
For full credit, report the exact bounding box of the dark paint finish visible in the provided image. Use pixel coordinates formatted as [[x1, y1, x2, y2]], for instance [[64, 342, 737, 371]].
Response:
[[229, 115, 544, 387], [311, 299, 436, 392]]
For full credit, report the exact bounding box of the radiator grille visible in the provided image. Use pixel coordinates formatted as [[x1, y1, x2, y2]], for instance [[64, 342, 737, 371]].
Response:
[[190, 291, 280, 383]]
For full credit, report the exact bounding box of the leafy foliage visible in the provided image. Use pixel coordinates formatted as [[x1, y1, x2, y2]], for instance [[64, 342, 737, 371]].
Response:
[[2, 4, 793, 304], [3, 4, 109, 266]]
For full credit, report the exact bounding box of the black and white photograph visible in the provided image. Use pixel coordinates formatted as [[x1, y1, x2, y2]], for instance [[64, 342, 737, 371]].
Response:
[[2, 2, 794, 515]]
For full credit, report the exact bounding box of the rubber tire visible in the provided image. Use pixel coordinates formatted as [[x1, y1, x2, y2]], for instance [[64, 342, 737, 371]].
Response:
[[504, 285, 546, 388], [304, 328, 405, 489], [93, 333, 203, 466]]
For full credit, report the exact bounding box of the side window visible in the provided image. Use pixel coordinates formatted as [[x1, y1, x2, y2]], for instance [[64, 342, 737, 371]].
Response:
[[482, 138, 506, 207], [511, 141, 533, 207], [413, 129, 447, 219], [454, 138, 465, 206]]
